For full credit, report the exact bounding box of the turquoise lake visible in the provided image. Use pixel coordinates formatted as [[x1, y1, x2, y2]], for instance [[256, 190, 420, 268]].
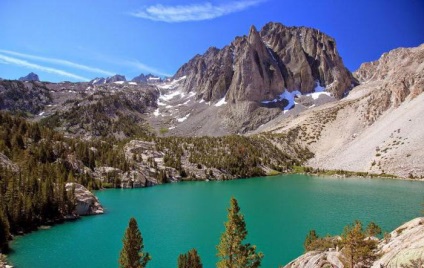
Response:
[[8, 174, 424, 267]]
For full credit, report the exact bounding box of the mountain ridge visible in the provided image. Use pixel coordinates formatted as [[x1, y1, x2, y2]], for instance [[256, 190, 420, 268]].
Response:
[[0, 24, 422, 179]]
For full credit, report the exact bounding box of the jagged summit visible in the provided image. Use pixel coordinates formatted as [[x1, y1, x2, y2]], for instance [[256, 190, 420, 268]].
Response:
[[174, 22, 356, 106], [19, 72, 39, 82], [90, 74, 126, 85], [89, 74, 163, 85], [132, 73, 162, 83]]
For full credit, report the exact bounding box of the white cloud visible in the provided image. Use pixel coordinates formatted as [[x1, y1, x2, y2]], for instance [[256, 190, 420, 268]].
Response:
[[130, 0, 266, 22], [0, 54, 90, 81], [0, 49, 115, 76], [126, 60, 173, 77]]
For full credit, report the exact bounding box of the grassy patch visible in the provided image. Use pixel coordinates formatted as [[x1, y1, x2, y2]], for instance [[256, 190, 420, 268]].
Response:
[[266, 170, 281, 176], [291, 166, 399, 179]]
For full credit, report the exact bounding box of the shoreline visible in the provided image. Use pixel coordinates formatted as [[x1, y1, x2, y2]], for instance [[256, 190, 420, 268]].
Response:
[[288, 166, 424, 182], [5, 170, 423, 267]]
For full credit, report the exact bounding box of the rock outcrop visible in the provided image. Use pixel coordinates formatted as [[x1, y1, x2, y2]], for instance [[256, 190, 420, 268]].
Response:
[[132, 73, 162, 83], [284, 217, 424, 268], [284, 250, 345, 268], [0, 153, 18, 172], [65, 183, 104, 216], [18, 72, 39, 82], [354, 44, 424, 107], [372, 217, 424, 268], [175, 22, 355, 104]]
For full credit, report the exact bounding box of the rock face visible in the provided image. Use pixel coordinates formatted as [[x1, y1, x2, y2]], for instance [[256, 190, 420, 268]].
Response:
[[261, 44, 424, 178], [18, 72, 39, 82], [284, 217, 424, 268], [354, 44, 424, 106], [65, 183, 104, 216], [175, 22, 355, 104]]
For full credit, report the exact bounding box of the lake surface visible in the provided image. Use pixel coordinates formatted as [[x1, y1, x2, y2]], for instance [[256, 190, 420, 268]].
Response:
[[8, 175, 424, 267]]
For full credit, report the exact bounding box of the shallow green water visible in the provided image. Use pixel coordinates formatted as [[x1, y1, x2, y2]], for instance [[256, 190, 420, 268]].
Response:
[[8, 175, 424, 267]]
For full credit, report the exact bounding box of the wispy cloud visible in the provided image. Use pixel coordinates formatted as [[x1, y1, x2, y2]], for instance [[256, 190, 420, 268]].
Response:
[[125, 60, 173, 77], [0, 54, 90, 81], [0, 49, 115, 76], [130, 0, 266, 23]]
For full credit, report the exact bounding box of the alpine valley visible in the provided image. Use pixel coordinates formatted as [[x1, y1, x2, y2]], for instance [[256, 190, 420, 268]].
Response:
[[0, 22, 423, 267]]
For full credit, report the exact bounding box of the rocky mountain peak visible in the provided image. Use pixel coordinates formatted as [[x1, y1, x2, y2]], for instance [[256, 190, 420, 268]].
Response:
[[248, 25, 261, 43], [174, 22, 355, 105], [132, 73, 162, 83], [106, 74, 126, 83], [19, 72, 40, 82], [168, 22, 357, 133], [259, 22, 356, 97], [90, 74, 127, 85]]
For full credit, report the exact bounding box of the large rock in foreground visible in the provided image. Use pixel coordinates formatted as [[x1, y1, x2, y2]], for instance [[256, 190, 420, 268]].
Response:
[[65, 183, 104, 216], [283, 217, 424, 268], [372, 217, 424, 268]]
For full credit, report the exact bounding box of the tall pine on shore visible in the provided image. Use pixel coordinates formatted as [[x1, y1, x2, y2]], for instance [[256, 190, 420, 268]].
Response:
[[119, 217, 151, 268], [216, 197, 263, 268]]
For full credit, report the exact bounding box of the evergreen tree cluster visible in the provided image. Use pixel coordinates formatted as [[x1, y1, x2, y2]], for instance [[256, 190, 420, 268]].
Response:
[[155, 134, 303, 179], [0, 112, 131, 251]]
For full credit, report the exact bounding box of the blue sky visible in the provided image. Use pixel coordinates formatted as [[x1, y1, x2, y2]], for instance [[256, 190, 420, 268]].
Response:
[[0, 0, 423, 82]]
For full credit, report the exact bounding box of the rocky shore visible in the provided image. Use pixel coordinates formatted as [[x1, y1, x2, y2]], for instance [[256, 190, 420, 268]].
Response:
[[284, 217, 424, 268]]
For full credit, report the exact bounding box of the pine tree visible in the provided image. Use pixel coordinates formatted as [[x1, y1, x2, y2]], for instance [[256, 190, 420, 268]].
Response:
[[303, 230, 319, 251], [216, 197, 263, 268], [119, 217, 151, 268], [341, 220, 377, 268], [177, 248, 202, 268], [365, 221, 382, 237]]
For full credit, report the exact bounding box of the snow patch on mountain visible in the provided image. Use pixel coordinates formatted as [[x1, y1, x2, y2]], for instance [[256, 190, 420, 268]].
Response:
[[262, 90, 301, 110], [214, 97, 227, 107], [177, 113, 190, 122]]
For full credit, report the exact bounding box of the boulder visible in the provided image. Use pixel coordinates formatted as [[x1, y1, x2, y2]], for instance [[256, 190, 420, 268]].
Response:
[[65, 183, 104, 215]]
